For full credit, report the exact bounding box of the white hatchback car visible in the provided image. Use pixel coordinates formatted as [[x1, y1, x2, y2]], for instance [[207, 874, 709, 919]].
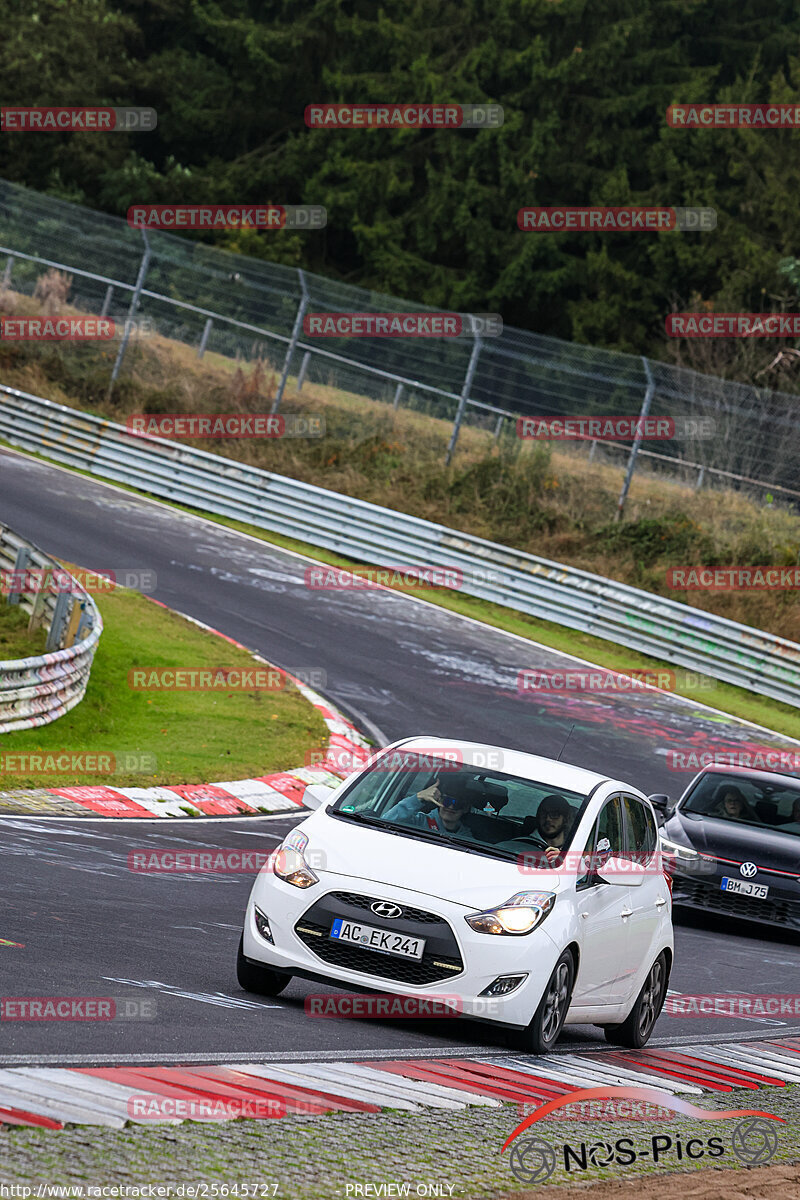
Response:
[[238, 738, 673, 1052]]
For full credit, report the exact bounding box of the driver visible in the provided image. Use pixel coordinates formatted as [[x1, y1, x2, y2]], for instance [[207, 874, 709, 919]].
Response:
[[713, 785, 757, 822], [534, 794, 573, 863], [384, 777, 477, 838]]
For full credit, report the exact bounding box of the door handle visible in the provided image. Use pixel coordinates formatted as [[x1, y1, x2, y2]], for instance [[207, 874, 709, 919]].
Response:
[[620, 908, 633, 918], [655, 897, 667, 908], [580, 912, 589, 920]]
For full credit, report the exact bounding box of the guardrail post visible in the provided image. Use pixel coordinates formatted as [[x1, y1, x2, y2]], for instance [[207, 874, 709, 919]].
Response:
[[6, 547, 30, 606], [63, 598, 84, 648], [493, 415, 504, 440], [296, 351, 311, 392], [2, 256, 13, 290], [695, 465, 705, 491], [45, 591, 71, 652], [272, 270, 309, 414], [445, 335, 483, 466], [615, 356, 655, 522], [197, 317, 213, 359], [107, 228, 151, 399], [100, 285, 113, 318], [393, 383, 404, 411], [27, 566, 53, 634]]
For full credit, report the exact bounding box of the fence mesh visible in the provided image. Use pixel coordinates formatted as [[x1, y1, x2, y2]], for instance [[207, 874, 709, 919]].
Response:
[[0, 176, 797, 501]]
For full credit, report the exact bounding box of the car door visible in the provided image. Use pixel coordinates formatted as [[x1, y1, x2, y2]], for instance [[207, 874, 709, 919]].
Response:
[[616, 795, 666, 1000], [570, 796, 633, 1006]]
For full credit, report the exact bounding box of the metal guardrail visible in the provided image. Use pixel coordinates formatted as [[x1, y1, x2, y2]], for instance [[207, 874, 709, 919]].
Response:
[[1, 383, 799, 709], [3, 175, 800, 502], [0, 521, 103, 733]]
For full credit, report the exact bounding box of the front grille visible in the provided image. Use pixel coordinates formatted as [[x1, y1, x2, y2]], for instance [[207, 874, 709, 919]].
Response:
[[294, 919, 463, 984], [294, 890, 464, 985], [327, 891, 448, 926], [675, 878, 799, 925]]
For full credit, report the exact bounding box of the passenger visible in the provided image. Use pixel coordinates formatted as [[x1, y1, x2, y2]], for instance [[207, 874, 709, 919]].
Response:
[[780, 795, 800, 834], [384, 778, 477, 838]]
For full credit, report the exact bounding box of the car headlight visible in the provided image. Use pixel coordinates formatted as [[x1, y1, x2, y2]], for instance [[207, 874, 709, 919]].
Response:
[[659, 834, 699, 863], [272, 830, 319, 889], [465, 891, 555, 936]]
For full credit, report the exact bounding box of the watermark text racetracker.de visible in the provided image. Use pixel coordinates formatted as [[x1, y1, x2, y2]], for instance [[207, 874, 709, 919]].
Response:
[[1, 106, 156, 131], [665, 994, 800, 1018], [666, 748, 800, 772], [127, 205, 325, 230], [303, 312, 501, 337], [0, 752, 156, 776], [0, 997, 155, 1021], [304, 993, 505, 1018], [126, 414, 324, 439], [518, 668, 714, 694], [127, 847, 327, 874], [0, 317, 154, 341], [1, 567, 157, 596], [667, 566, 800, 590], [516, 415, 715, 440], [305, 102, 503, 129], [127, 666, 325, 691], [518, 207, 716, 232], [0, 1188, 280, 1199]]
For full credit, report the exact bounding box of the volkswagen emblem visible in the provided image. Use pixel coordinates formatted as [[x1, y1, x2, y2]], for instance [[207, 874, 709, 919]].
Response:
[[739, 861, 758, 879], [371, 901, 403, 919]]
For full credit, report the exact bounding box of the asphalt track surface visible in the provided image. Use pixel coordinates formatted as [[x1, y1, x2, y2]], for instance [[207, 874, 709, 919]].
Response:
[[1, 446, 799, 1064]]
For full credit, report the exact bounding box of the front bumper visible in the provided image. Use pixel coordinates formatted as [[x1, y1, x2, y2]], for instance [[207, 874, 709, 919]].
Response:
[[668, 864, 800, 929], [242, 872, 564, 1028]]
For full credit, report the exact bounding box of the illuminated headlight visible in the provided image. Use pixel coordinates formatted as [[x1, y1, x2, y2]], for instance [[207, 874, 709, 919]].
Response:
[[272, 830, 319, 889], [465, 891, 555, 936], [659, 834, 699, 863]]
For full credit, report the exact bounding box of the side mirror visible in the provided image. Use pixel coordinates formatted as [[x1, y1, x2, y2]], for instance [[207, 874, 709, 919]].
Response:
[[303, 782, 338, 811], [596, 855, 646, 887], [648, 794, 670, 813]]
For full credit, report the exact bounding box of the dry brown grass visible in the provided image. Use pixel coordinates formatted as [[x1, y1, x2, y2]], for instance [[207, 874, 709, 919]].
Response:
[[1, 286, 798, 642]]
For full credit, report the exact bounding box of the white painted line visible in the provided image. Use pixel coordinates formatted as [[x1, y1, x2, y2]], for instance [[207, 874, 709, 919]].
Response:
[[0, 1072, 127, 1128], [486, 1054, 683, 1095], [569, 1055, 705, 1095], [313, 1062, 470, 1109], [9, 1068, 183, 1124], [695, 1046, 800, 1082]]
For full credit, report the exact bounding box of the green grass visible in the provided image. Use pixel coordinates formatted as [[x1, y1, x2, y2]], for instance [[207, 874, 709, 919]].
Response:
[[4, 438, 800, 746], [0, 599, 47, 661], [0, 583, 329, 790]]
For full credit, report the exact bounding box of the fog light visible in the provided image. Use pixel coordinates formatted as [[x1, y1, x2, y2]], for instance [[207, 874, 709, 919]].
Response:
[[480, 974, 527, 997], [254, 907, 273, 944]]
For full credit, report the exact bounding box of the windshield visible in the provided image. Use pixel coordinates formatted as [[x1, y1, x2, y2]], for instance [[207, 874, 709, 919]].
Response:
[[330, 751, 589, 862], [681, 772, 800, 837]]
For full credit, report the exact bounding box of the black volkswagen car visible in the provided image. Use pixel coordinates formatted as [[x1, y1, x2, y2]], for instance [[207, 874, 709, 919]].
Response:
[[651, 765, 800, 930]]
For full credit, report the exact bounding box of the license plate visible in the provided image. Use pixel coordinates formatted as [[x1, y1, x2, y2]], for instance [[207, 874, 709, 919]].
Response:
[[721, 876, 769, 899], [329, 918, 426, 960]]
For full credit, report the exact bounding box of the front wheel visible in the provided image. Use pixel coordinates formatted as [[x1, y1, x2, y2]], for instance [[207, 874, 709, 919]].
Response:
[[236, 934, 292, 997], [603, 952, 668, 1049], [516, 949, 575, 1055]]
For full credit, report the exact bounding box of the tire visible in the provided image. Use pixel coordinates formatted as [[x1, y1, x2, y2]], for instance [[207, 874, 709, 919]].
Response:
[[516, 949, 575, 1055], [236, 934, 292, 997], [603, 952, 668, 1049]]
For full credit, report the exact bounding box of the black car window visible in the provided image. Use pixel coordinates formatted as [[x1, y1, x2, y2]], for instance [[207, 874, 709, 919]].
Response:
[[621, 796, 657, 863], [681, 772, 800, 836], [576, 796, 623, 890]]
